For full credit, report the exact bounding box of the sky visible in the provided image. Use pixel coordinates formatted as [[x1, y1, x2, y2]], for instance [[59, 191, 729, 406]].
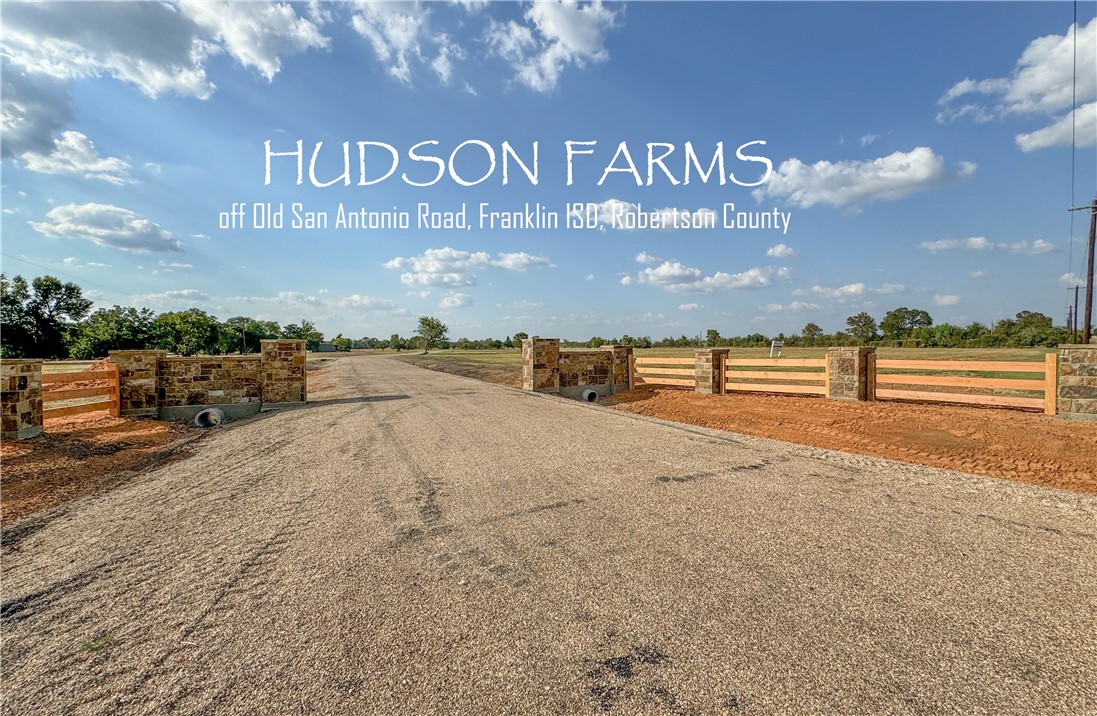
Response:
[[2, 1, 1096, 342]]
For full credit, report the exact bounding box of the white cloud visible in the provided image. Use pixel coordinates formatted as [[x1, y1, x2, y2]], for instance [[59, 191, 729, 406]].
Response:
[[970, 270, 986, 278], [619, 275, 633, 286], [486, 0, 618, 92], [761, 301, 821, 313], [939, 18, 1096, 120], [1, 2, 216, 99], [352, 2, 466, 86], [932, 294, 960, 306], [30, 203, 183, 253], [439, 292, 473, 309], [627, 260, 778, 294], [0, 66, 75, 158], [1059, 272, 1086, 286], [383, 246, 552, 287], [808, 282, 905, 299], [584, 273, 595, 281], [919, 237, 1055, 254], [635, 251, 662, 264], [766, 243, 796, 259], [20, 131, 133, 184], [678, 303, 701, 311], [937, 18, 1097, 152], [755, 147, 976, 210], [1016, 102, 1097, 152], [919, 236, 994, 252], [180, 1, 329, 81], [860, 134, 879, 146], [131, 288, 211, 307]]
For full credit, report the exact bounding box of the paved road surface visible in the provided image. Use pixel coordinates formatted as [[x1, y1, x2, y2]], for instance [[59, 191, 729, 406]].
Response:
[[3, 355, 1095, 715]]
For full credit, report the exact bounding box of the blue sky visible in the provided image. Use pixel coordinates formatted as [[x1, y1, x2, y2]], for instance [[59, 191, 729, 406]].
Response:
[[2, 1, 1095, 341]]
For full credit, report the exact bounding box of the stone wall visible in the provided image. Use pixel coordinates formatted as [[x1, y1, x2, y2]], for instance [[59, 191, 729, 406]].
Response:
[[558, 350, 614, 398], [1, 359, 43, 440], [826, 347, 876, 401], [261, 339, 307, 405], [1058, 345, 1097, 420], [108, 341, 306, 420], [695, 349, 729, 394], [600, 345, 633, 391], [158, 356, 262, 407], [522, 338, 560, 393], [111, 349, 167, 417]]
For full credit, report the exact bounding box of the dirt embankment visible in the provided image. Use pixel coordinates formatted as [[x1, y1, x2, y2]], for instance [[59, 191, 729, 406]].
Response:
[[609, 387, 1097, 494], [1, 415, 197, 521]]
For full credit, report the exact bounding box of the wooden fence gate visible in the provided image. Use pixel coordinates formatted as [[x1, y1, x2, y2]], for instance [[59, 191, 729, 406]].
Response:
[[43, 364, 121, 419]]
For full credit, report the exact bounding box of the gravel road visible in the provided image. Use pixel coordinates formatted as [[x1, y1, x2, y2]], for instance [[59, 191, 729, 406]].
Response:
[[3, 355, 1095, 715]]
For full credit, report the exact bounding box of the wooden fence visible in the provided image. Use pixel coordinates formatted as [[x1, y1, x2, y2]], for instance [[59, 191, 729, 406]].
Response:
[[42, 364, 121, 419], [724, 358, 828, 396], [633, 357, 695, 387], [875, 353, 1056, 414]]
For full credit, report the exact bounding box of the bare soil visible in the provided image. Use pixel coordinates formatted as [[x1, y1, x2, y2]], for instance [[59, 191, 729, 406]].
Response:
[[1, 414, 198, 521], [609, 387, 1097, 494]]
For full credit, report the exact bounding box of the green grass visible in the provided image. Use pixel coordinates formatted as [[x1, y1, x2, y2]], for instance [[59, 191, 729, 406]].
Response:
[[79, 633, 115, 654]]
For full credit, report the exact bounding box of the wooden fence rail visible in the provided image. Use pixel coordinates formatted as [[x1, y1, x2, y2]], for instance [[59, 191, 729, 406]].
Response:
[[633, 357, 695, 387], [724, 358, 827, 396], [875, 353, 1055, 414], [42, 364, 120, 419]]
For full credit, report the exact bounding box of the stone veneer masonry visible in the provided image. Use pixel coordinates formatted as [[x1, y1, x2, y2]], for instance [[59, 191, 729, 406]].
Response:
[[826, 347, 876, 401], [158, 356, 262, 407], [521, 339, 633, 397], [260, 339, 307, 405], [695, 349, 729, 394], [1, 359, 43, 439], [1057, 345, 1097, 420]]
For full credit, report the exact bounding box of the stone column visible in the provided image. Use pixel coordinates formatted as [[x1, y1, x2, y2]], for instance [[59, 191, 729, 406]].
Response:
[[1057, 345, 1097, 420], [109, 350, 166, 417], [600, 345, 634, 394], [695, 348, 729, 394], [521, 338, 560, 393], [826, 347, 876, 401], [261, 339, 307, 406], [1, 359, 43, 439]]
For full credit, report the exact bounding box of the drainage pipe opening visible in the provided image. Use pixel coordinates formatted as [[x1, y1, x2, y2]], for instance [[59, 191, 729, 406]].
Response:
[[195, 407, 225, 428], [580, 389, 598, 402]]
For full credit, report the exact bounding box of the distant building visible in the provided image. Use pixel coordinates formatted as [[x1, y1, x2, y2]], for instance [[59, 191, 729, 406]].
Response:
[[317, 343, 338, 353]]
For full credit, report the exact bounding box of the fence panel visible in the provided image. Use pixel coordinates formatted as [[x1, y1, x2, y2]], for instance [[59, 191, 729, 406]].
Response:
[[875, 356, 1053, 412], [42, 364, 120, 419], [633, 357, 696, 388], [724, 358, 827, 396]]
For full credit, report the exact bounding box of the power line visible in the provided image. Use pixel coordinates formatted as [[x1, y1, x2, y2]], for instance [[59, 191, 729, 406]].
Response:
[[0, 252, 133, 302]]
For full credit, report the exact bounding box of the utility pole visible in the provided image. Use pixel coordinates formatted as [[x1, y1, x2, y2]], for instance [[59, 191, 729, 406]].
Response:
[[1074, 285, 1080, 343], [1069, 198, 1097, 344]]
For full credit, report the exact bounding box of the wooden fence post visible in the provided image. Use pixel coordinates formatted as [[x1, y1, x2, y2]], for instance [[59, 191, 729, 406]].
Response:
[[110, 363, 121, 418], [1044, 351, 1057, 416], [627, 353, 635, 390]]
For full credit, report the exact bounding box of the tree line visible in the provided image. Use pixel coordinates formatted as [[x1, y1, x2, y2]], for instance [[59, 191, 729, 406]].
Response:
[[0, 273, 1076, 360]]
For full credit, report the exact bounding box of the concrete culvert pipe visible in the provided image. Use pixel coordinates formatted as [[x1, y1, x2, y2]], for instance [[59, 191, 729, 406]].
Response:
[[580, 389, 598, 402], [194, 407, 225, 428]]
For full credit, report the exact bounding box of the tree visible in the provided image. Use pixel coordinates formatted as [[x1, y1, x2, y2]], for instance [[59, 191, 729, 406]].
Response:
[[845, 312, 879, 344], [69, 306, 156, 359], [330, 334, 354, 351], [705, 328, 721, 347], [152, 308, 222, 356], [801, 322, 823, 344], [503, 335, 514, 349], [282, 319, 324, 351], [1, 274, 92, 358], [389, 333, 403, 351], [415, 316, 448, 353], [219, 316, 281, 354], [880, 307, 933, 340], [512, 331, 529, 346]]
